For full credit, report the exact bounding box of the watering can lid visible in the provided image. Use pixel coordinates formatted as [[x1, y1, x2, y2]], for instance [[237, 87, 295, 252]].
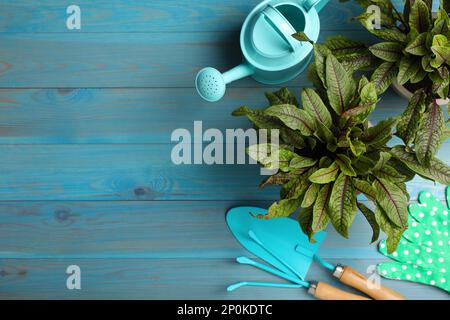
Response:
[[251, 5, 300, 59], [241, 1, 320, 70]]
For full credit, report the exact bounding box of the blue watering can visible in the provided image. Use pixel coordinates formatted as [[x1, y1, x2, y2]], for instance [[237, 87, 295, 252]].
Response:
[[195, 0, 329, 102]]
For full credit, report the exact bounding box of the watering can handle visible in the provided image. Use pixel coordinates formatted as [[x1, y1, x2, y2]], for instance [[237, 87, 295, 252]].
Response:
[[262, 5, 299, 53], [303, 0, 330, 12]]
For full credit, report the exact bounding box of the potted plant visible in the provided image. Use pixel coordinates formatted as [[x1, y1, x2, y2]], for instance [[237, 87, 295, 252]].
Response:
[[233, 46, 450, 253], [323, 0, 450, 169], [356, 0, 449, 102]]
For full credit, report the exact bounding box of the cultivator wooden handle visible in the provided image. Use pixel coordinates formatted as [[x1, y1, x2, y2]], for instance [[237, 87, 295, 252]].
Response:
[[334, 265, 406, 300], [308, 282, 370, 300]]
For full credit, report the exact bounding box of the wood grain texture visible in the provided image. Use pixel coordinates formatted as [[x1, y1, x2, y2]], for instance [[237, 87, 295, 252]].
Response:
[[0, 31, 376, 88], [0, 0, 448, 300], [0, 0, 382, 33], [0, 88, 434, 143], [1, 258, 447, 300], [0, 200, 398, 258], [0, 144, 447, 201]]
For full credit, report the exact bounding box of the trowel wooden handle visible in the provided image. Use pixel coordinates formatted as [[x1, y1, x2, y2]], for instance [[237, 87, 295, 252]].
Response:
[[335, 265, 406, 300], [308, 282, 370, 300]]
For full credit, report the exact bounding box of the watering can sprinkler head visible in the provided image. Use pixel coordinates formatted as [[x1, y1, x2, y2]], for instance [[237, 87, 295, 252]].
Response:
[[196, 64, 254, 102], [195, 67, 226, 102]]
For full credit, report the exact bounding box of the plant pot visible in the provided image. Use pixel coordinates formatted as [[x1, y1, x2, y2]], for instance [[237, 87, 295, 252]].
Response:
[[391, 80, 449, 106]]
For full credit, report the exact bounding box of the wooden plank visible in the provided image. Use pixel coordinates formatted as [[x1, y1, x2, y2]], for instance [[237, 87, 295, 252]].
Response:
[[0, 200, 393, 258], [0, 200, 446, 258], [0, 258, 447, 300], [0, 88, 427, 144], [0, 144, 447, 201], [0, 0, 387, 33], [0, 31, 376, 88]]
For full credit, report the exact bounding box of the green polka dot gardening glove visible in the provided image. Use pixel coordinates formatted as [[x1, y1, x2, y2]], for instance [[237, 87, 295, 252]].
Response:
[[377, 186, 450, 292]]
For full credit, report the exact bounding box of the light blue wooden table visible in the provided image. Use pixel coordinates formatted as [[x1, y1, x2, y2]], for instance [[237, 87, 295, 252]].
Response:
[[0, 0, 448, 300]]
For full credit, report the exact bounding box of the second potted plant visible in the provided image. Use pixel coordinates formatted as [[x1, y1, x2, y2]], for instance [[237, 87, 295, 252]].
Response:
[[331, 0, 449, 168]]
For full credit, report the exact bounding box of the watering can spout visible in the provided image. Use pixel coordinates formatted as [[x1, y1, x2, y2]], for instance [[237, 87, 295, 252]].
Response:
[[223, 63, 254, 84], [195, 64, 254, 102], [303, 0, 330, 12]]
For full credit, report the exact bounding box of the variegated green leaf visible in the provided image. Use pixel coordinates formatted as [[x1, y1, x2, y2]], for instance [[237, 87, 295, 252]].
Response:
[[431, 45, 450, 67], [432, 35, 448, 47], [409, 0, 431, 33], [397, 89, 427, 145], [410, 67, 427, 84], [357, 13, 407, 42], [430, 69, 450, 99], [397, 56, 421, 85], [353, 178, 377, 201], [265, 88, 299, 106], [259, 172, 292, 189], [395, 182, 409, 202], [342, 82, 378, 124], [309, 162, 339, 184], [432, 15, 450, 37], [314, 44, 331, 88], [247, 144, 297, 172], [370, 62, 397, 95], [307, 64, 326, 94], [369, 42, 403, 62], [335, 154, 356, 177], [312, 184, 333, 232], [232, 106, 281, 130], [314, 120, 336, 146], [292, 32, 314, 44], [280, 128, 306, 149], [362, 117, 398, 146], [357, 202, 380, 243], [301, 88, 332, 127], [405, 32, 428, 56], [415, 101, 445, 166], [371, 29, 407, 42], [387, 157, 416, 182], [373, 178, 408, 228], [265, 104, 316, 136], [247, 143, 278, 165], [375, 204, 405, 254], [349, 139, 367, 157], [290, 155, 317, 169], [264, 198, 300, 219], [375, 165, 407, 182], [338, 51, 378, 72], [373, 151, 392, 171], [281, 176, 311, 200], [301, 183, 321, 208], [326, 54, 356, 115], [390, 146, 450, 184], [442, 125, 450, 143], [437, 65, 450, 79], [324, 36, 367, 57], [297, 207, 315, 241], [422, 55, 434, 72], [329, 173, 357, 238]]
